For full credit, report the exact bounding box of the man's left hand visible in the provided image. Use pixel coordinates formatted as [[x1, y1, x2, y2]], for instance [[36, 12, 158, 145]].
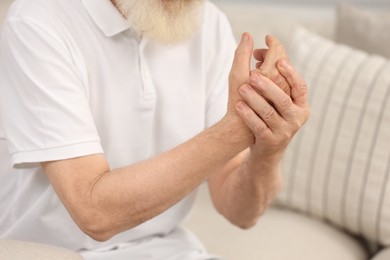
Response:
[[235, 60, 310, 162]]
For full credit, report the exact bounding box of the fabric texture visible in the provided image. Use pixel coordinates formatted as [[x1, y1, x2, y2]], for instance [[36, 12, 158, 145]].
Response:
[[186, 185, 368, 260], [336, 3, 390, 58], [372, 247, 390, 260], [276, 26, 390, 246], [0, 240, 83, 260]]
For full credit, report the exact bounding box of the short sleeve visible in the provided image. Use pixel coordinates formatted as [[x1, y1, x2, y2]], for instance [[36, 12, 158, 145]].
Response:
[[204, 4, 237, 128], [0, 18, 103, 167]]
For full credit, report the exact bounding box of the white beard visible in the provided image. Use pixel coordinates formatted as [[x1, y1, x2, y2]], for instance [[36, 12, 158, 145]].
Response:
[[113, 0, 205, 45]]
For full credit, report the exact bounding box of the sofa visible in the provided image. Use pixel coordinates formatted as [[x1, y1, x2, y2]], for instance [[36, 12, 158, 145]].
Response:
[[1, 0, 390, 259], [184, 1, 390, 260]]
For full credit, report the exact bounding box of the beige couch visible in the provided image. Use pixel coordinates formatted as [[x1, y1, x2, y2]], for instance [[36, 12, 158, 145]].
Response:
[[1, 1, 390, 260], [185, 2, 390, 260]]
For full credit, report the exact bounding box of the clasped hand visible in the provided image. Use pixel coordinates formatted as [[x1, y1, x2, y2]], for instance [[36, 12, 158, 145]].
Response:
[[227, 33, 310, 162]]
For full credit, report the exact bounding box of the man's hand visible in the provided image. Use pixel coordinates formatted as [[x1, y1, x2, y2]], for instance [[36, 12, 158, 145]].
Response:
[[236, 59, 310, 162], [227, 33, 253, 114], [208, 33, 310, 229], [253, 35, 291, 96], [223, 32, 255, 147]]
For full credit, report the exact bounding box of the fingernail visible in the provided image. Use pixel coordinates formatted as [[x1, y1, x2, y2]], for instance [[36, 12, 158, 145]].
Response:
[[236, 101, 245, 111], [241, 33, 249, 43], [251, 73, 262, 85], [280, 60, 289, 69], [239, 84, 250, 95]]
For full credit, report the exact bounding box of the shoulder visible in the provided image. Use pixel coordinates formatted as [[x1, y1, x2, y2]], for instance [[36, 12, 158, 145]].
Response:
[[5, 0, 61, 22], [198, 1, 236, 47], [1, 0, 85, 52], [202, 1, 232, 32], [2, 0, 79, 34], [197, 1, 236, 57]]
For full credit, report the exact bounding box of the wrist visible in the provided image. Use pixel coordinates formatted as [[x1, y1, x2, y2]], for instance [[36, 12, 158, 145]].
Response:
[[216, 113, 253, 150], [246, 150, 283, 174], [241, 150, 283, 195]]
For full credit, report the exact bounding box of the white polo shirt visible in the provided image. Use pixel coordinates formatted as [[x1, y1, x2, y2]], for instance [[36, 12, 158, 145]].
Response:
[[0, 0, 236, 258]]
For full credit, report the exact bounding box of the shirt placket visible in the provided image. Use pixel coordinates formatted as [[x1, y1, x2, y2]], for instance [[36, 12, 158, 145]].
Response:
[[138, 38, 156, 99]]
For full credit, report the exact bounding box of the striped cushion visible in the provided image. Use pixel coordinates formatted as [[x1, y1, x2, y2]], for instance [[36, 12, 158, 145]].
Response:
[[277, 26, 390, 246]]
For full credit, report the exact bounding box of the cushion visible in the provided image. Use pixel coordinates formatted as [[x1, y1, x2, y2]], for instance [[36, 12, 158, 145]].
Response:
[[336, 3, 390, 58], [0, 240, 83, 260], [276, 26, 390, 246], [185, 185, 368, 260], [372, 248, 390, 260]]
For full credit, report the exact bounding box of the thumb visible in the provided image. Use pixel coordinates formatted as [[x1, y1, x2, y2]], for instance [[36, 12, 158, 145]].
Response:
[[230, 33, 253, 84]]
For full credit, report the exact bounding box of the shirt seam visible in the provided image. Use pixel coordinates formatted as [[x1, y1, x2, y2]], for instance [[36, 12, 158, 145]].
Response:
[[10, 140, 101, 156]]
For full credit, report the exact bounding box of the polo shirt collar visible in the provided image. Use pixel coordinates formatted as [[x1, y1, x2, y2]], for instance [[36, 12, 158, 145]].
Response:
[[81, 0, 130, 37]]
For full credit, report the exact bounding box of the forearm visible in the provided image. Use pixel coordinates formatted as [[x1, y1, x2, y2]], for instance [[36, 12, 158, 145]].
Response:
[[43, 33, 257, 241], [209, 150, 282, 229], [45, 116, 251, 241]]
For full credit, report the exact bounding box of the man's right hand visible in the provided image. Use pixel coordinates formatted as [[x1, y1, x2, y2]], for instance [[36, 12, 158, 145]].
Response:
[[253, 35, 291, 96]]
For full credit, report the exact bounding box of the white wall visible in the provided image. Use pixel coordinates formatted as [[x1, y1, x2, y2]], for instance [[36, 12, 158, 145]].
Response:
[[212, 0, 390, 7]]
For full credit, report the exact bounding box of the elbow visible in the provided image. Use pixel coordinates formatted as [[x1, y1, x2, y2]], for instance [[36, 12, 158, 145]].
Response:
[[234, 218, 258, 230], [77, 213, 115, 242], [72, 208, 115, 242], [82, 223, 113, 242], [73, 206, 145, 242], [228, 207, 267, 230]]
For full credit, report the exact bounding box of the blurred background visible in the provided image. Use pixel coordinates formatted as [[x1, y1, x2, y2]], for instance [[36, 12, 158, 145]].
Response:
[[1, 0, 390, 260]]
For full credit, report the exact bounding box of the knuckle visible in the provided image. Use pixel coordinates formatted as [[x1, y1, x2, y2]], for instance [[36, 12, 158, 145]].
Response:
[[279, 95, 293, 110], [275, 77, 289, 93], [291, 118, 301, 130], [254, 123, 267, 135], [262, 107, 276, 121], [300, 80, 308, 93], [250, 69, 261, 77], [270, 70, 280, 81], [280, 130, 292, 142], [294, 81, 309, 99], [259, 68, 271, 78]]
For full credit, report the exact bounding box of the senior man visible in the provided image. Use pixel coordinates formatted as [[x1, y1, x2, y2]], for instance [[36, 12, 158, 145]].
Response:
[[0, 0, 310, 259]]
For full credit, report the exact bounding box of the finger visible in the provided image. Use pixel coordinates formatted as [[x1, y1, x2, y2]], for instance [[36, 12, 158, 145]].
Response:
[[235, 101, 272, 138], [273, 73, 291, 97], [253, 49, 268, 62], [277, 60, 309, 107], [254, 68, 291, 96], [230, 33, 254, 84], [238, 84, 282, 130], [250, 72, 294, 121], [260, 35, 285, 69], [265, 35, 283, 49]]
